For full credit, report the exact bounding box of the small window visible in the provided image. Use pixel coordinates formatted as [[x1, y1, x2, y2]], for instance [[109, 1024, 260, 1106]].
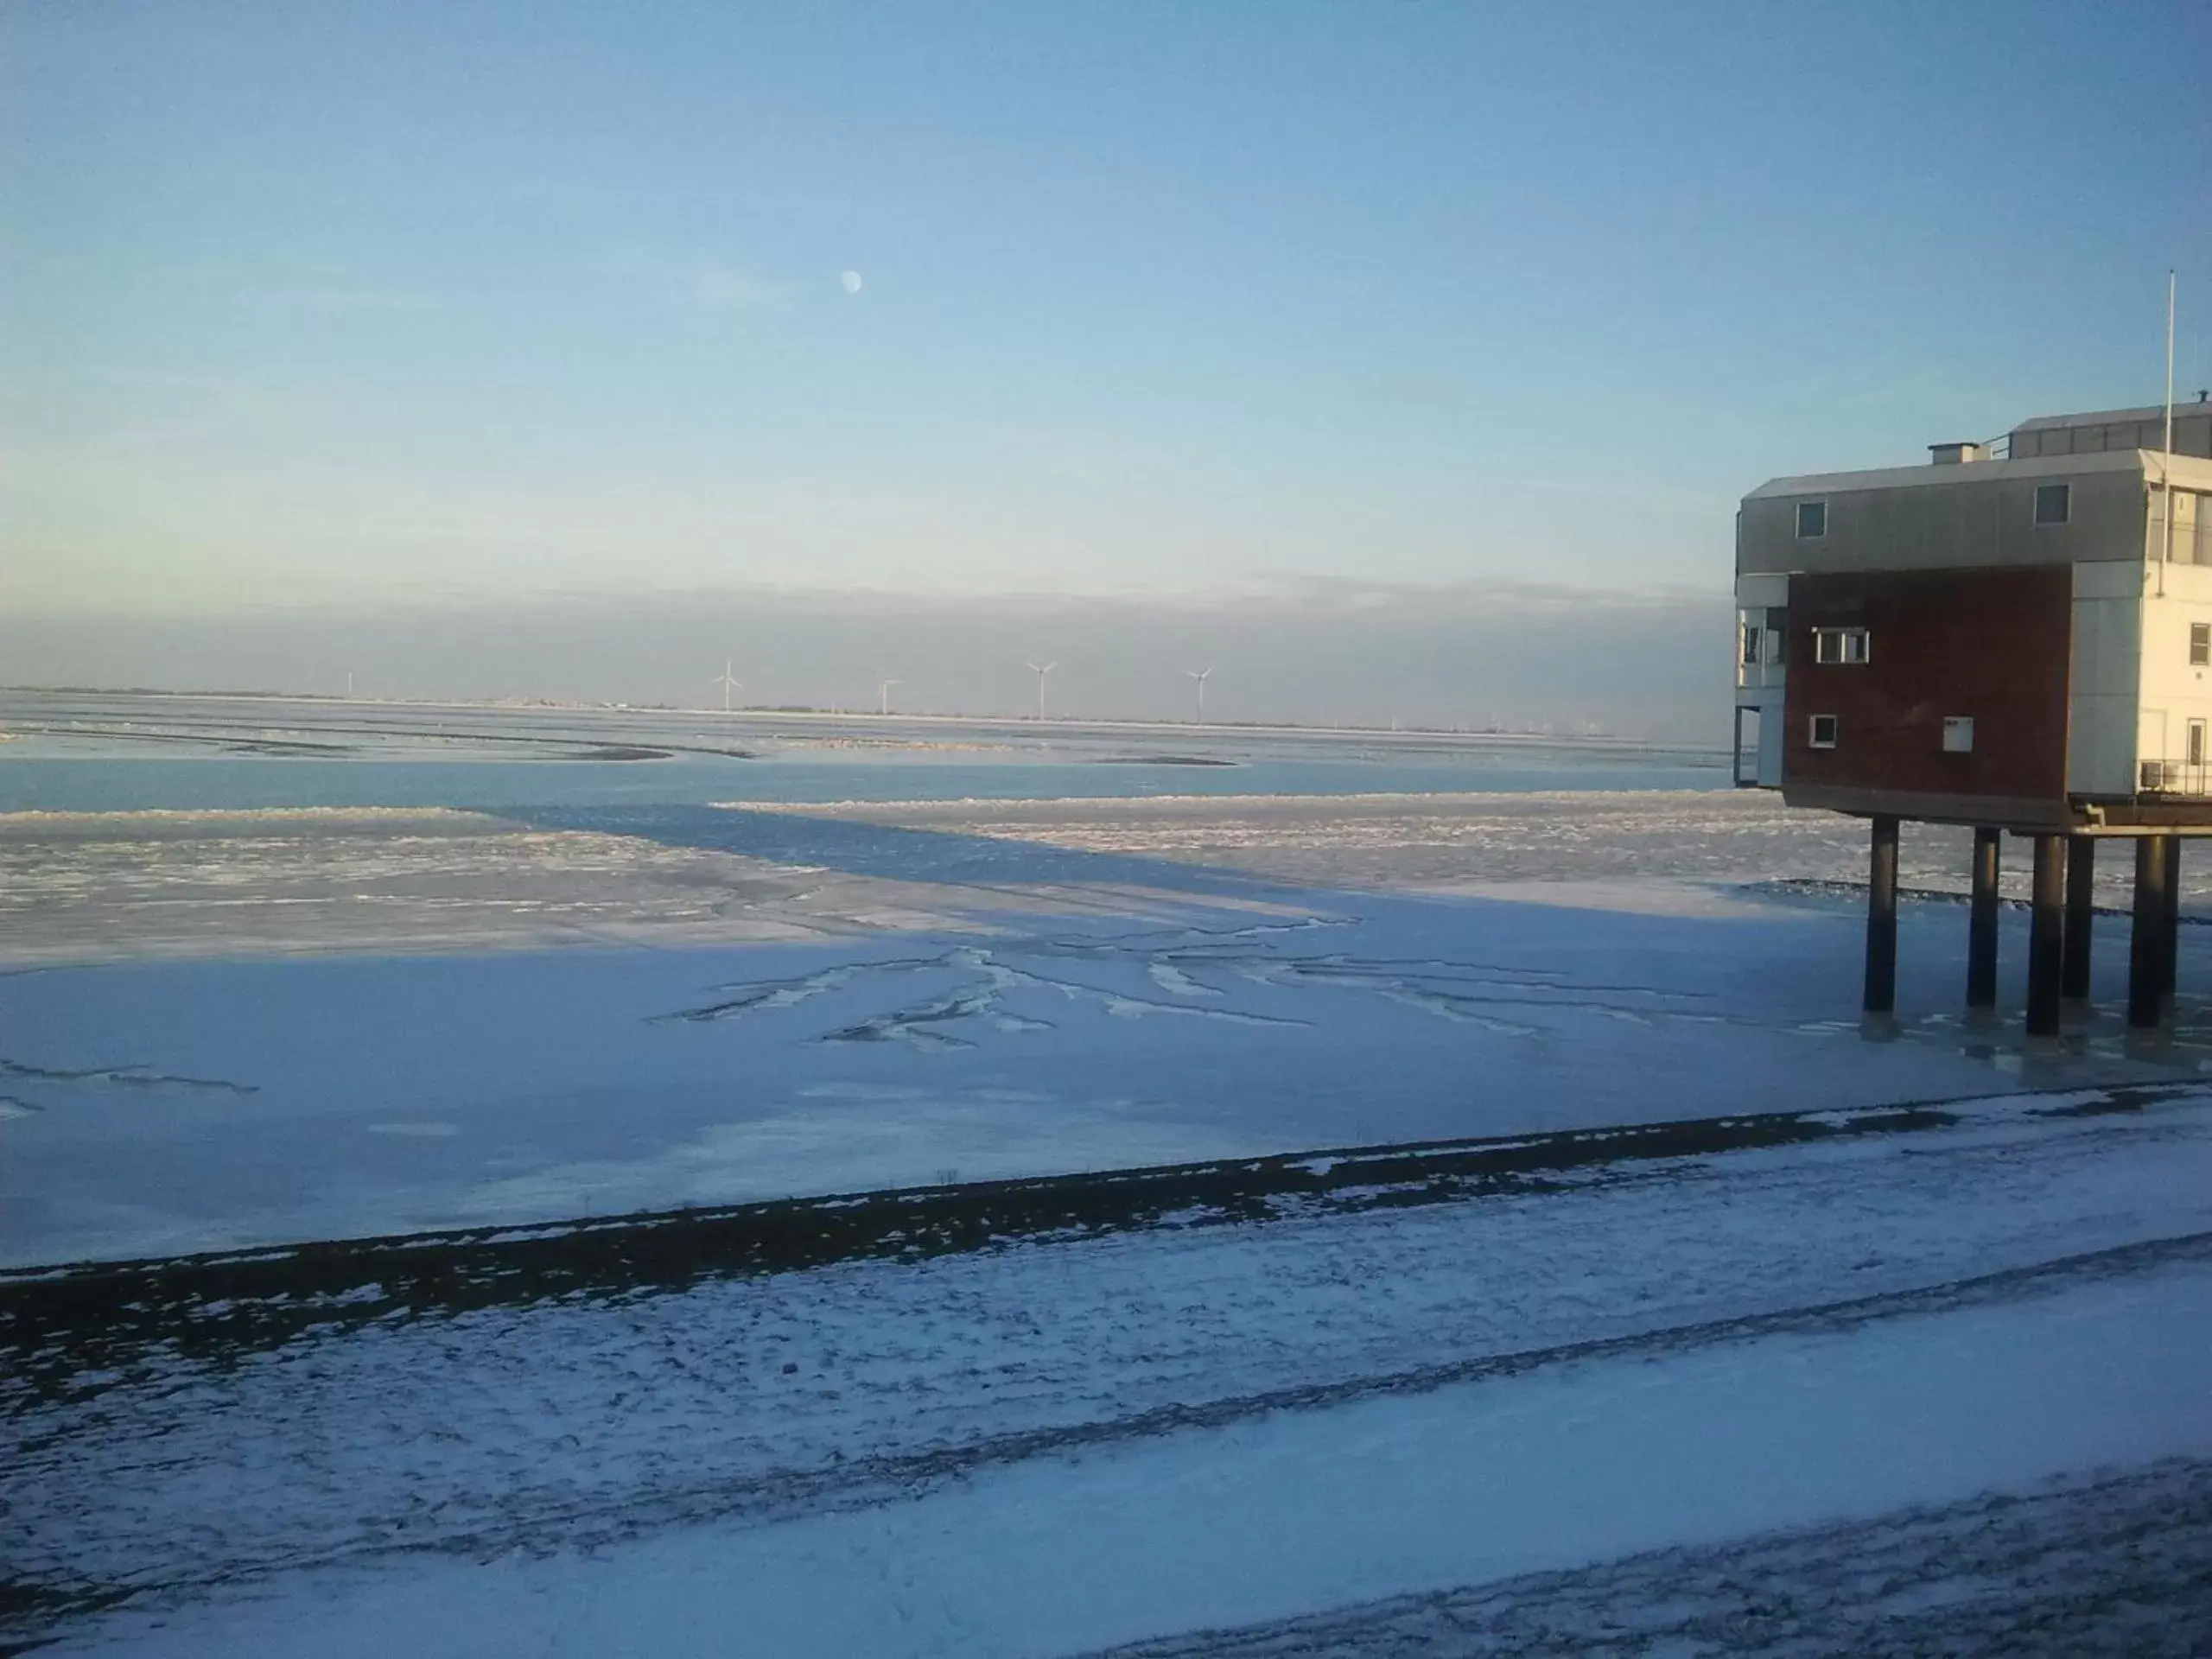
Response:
[[1795, 500, 1827, 539], [2034, 482, 2070, 526], [1813, 626, 1870, 665], [2191, 622, 2209, 667], [1741, 612, 1764, 667], [1942, 716, 1974, 753], [1808, 714, 1839, 749], [2190, 721, 2207, 769]]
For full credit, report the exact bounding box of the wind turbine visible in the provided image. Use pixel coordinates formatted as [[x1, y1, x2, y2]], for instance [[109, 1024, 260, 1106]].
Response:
[[1185, 667, 1213, 725], [1027, 662, 1058, 721], [878, 677, 902, 716], [712, 661, 742, 712]]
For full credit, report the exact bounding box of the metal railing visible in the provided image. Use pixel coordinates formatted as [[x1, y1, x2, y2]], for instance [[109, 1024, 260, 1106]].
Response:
[[2156, 513, 2212, 566], [2140, 758, 2212, 795]]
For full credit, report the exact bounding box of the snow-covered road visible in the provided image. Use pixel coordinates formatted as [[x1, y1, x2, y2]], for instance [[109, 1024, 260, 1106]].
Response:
[[1085, 1459, 2212, 1656], [10, 1085, 2211, 1654]]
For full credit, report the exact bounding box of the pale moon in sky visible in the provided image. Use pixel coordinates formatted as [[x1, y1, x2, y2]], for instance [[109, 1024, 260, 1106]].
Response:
[[841, 270, 863, 295]]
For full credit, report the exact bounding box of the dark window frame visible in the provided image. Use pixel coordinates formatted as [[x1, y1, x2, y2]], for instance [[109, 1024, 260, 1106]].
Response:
[[2191, 623, 2209, 667], [1795, 500, 1827, 540], [2034, 482, 2071, 527]]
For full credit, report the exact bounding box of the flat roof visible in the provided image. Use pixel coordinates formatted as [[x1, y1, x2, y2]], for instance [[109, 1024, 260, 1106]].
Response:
[[1744, 448, 2212, 502], [2012, 404, 2209, 433]]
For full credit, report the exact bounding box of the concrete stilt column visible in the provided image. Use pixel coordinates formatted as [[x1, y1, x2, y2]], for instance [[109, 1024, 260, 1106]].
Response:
[[1864, 815, 1899, 1015], [2130, 836, 2166, 1029], [2063, 836, 2095, 1000], [2162, 837, 2182, 1005], [2026, 835, 2065, 1036], [1967, 827, 2001, 1008]]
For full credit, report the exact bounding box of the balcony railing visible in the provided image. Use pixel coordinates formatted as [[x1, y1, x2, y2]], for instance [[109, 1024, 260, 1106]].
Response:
[[2155, 513, 2212, 566], [2140, 759, 2212, 795]]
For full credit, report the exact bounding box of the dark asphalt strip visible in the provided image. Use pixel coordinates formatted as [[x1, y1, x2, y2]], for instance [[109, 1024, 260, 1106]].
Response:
[[8, 1083, 2190, 1393]]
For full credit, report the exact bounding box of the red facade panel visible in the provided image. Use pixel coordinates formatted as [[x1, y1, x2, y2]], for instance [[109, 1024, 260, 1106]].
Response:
[[1783, 566, 2072, 803]]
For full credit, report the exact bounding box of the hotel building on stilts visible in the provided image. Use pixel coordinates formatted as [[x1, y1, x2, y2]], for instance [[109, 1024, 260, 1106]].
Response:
[[1733, 398, 2212, 1033]]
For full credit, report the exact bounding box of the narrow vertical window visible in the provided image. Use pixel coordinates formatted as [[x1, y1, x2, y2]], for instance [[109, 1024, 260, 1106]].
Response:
[[2191, 623, 2209, 667]]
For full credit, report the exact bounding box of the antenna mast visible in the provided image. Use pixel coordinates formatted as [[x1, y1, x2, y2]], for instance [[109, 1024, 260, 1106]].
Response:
[[2165, 270, 2178, 577]]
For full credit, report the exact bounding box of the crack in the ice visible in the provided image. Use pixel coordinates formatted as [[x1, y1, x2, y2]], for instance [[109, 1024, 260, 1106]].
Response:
[[652, 933, 1732, 1046], [0, 1058, 256, 1096], [649, 963, 876, 1024], [805, 945, 1306, 1046]]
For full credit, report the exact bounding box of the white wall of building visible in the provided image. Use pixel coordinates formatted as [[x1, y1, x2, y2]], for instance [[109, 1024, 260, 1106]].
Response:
[[2069, 560, 2142, 797], [2136, 561, 2212, 787]]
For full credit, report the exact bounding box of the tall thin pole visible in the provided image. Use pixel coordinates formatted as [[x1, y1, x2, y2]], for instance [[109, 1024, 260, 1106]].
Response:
[[2167, 270, 2178, 459], [2165, 270, 2178, 573]]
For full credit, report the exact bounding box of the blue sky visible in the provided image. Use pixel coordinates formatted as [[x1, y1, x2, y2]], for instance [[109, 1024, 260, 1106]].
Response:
[[5, 0, 2209, 620]]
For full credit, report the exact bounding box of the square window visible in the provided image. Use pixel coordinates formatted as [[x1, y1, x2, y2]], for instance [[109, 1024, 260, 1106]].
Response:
[[1795, 500, 1827, 539], [2191, 623, 2209, 667], [1942, 716, 1974, 753], [1809, 714, 1839, 749], [2034, 482, 2070, 526]]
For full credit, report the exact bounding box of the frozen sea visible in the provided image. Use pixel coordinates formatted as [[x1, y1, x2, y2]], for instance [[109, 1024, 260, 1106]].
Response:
[[4, 690, 2210, 1268], [0, 690, 1725, 812]]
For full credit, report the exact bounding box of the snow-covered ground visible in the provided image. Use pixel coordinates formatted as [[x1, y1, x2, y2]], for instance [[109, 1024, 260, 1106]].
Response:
[[10, 1085, 2210, 1654], [7, 783, 2211, 1652]]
